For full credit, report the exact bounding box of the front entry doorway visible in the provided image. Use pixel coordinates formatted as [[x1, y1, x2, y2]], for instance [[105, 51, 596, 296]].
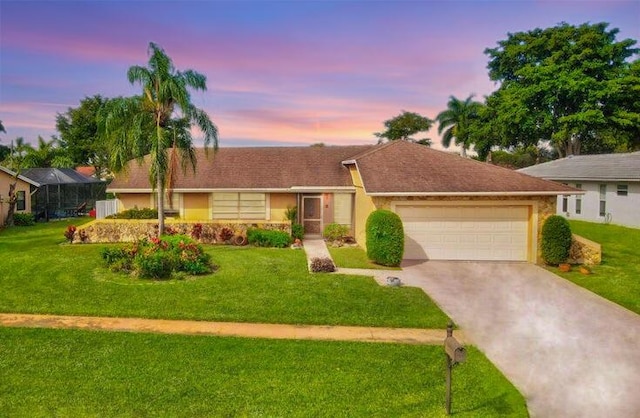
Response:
[[302, 195, 322, 236]]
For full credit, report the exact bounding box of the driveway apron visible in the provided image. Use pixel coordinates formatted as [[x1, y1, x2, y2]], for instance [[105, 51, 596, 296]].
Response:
[[399, 261, 640, 418]]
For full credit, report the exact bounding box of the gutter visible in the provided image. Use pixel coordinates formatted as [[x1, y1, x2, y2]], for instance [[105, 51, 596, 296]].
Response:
[[366, 190, 586, 197], [107, 187, 357, 194]]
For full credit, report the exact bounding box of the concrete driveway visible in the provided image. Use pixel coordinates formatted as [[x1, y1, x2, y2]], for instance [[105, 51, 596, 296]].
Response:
[[398, 261, 640, 418]]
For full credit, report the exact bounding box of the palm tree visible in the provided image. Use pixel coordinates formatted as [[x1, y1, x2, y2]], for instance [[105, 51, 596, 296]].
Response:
[[21, 136, 73, 168], [436, 95, 482, 157], [104, 43, 218, 234]]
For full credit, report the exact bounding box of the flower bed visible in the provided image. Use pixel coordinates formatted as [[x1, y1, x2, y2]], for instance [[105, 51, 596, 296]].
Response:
[[71, 219, 290, 244]]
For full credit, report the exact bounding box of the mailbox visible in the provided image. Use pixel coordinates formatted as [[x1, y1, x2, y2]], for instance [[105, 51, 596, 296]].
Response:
[[444, 336, 466, 364], [444, 322, 466, 415]]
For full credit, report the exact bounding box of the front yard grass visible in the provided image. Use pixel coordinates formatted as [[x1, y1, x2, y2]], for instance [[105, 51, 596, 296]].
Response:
[[0, 220, 448, 328], [329, 245, 401, 270], [559, 220, 640, 314], [0, 327, 528, 417]]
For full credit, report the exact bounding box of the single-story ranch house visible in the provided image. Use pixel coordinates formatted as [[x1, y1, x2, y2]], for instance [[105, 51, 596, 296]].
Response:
[[108, 140, 579, 262], [519, 152, 640, 229]]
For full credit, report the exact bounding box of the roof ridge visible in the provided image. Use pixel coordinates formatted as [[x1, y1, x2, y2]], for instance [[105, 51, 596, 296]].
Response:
[[344, 140, 410, 162]]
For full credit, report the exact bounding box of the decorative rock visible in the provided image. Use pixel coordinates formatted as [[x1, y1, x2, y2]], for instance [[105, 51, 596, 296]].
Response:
[[386, 276, 402, 287]]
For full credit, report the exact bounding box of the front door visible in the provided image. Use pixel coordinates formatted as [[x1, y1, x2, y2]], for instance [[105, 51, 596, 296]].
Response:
[[302, 196, 322, 236]]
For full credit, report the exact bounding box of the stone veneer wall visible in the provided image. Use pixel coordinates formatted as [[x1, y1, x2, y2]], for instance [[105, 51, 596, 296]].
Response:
[[372, 195, 557, 264], [73, 219, 291, 244], [568, 234, 602, 265]]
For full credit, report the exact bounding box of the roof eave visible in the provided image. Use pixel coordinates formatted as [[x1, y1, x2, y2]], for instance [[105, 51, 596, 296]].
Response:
[[535, 176, 640, 182], [366, 191, 585, 197], [108, 186, 357, 194], [0, 166, 41, 187]]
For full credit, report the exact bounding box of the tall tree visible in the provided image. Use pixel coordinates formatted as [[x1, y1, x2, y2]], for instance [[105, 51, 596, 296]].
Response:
[[56, 95, 112, 176], [2, 138, 30, 227], [374, 111, 433, 145], [485, 22, 639, 157], [435, 95, 482, 157], [104, 42, 218, 234], [0, 122, 9, 161]]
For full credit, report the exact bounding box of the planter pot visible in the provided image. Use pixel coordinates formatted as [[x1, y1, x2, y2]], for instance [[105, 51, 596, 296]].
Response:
[[558, 263, 572, 272]]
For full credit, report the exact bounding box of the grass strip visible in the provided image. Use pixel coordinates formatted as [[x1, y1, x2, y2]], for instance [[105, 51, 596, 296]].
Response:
[[556, 221, 640, 314], [0, 327, 528, 417]]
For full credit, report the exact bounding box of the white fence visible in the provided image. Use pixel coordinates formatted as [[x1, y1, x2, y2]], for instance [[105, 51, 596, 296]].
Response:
[[96, 199, 119, 219]]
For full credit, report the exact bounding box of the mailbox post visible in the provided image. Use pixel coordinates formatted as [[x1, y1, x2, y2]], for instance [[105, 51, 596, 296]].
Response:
[[444, 322, 466, 415]]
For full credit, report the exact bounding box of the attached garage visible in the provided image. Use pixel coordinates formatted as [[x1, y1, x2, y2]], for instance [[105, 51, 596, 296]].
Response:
[[395, 204, 530, 261]]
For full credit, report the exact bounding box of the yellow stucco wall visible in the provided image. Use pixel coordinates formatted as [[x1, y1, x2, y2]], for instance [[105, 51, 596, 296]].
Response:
[[270, 193, 296, 221], [183, 193, 211, 220], [116, 193, 153, 211], [0, 170, 32, 224], [348, 166, 377, 247]]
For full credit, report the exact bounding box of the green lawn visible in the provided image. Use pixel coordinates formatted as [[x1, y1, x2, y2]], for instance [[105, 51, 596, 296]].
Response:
[[0, 220, 448, 328], [329, 245, 401, 270], [0, 327, 528, 417], [560, 220, 640, 314]]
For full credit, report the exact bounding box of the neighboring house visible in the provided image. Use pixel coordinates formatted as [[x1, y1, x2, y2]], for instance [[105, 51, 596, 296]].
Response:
[[518, 152, 640, 229], [108, 141, 577, 262], [21, 168, 107, 221], [0, 165, 40, 225]]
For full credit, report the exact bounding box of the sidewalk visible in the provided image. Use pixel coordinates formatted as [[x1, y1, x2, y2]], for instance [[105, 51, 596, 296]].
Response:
[[0, 313, 462, 345]]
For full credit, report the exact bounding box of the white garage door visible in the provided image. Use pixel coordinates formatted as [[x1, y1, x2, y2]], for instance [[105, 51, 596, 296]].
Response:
[[396, 205, 529, 261]]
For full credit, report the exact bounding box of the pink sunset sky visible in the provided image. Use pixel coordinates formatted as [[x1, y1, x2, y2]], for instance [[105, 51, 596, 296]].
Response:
[[1, 0, 638, 150]]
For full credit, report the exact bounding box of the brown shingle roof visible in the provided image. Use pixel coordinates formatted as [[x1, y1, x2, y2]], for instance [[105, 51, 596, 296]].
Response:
[[347, 140, 579, 195], [109, 145, 373, 191]]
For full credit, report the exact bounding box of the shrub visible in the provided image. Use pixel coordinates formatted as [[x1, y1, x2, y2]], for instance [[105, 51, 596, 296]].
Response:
[[135, 250, 177, 279], [323, 223, 350, 241], [101, 247, 128, 264], [106, 207, 158, 219], [291, 223, 304, 240], [366, 209, 404, 267], [284, 206, 298, 222], [247, 228, 292, 248], [13, 213, 35, 226], [541, 215, 572, 265], [310, 257, 336, 272], [162, 235, 214, 274], [190, 223, 203, 240], [218, 227, 234, 242], [64, 225, 77, 242], [102, 235, 214, 280]]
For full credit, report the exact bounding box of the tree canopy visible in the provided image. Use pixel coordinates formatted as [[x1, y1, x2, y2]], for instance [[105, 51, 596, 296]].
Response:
[[374, 111, 433, 145], [484, 22, 640, 157], [56, 95, 112, 176]]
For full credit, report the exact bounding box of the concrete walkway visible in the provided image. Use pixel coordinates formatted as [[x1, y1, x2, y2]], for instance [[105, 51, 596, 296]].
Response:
[[301, 238, 333, 270], [0, 313, 459, 345]]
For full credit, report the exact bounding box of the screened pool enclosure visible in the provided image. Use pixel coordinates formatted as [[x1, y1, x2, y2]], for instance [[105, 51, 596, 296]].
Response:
[[21, 168, 107, 221]]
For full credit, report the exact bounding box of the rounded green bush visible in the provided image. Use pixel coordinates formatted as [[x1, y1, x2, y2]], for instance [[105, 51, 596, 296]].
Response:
[[541, 215, 572, 265], [366, 209, 404, 267]]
